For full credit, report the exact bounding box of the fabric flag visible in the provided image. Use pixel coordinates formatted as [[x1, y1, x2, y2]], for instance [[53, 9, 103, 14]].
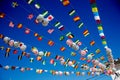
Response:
[[18, 55, 22, 60], [35, 3, 40, 9], [27, 0, 34, 4], [37, 36, 43, 41], [48, 40, 54, 46], [76, 72, 80, 76], [71, 52, 76, 56], [9, 21, 14, 28], [92, 7, 98, 12], [54, 22, 60, 27], [69, 9, 75, 16], [47, 15, 54, 21], [73, 16, 80, 22], [90, 0, 96, 4], [11, 66, 16, 70], [0, 46, 4, 50], [12, 2, 18, 8], [83, 30, 90, 37], [25, 28, 30, 34], [95, 49, 101, 54], [66, 32, 74, 39], [59, 36, 64, 41], [60, 46, 66, 51], [58, 25, 64, 31], [36, 56, 42, 61], [50, 59, 54, 64], [44, 51, 51, 57], [28, 14, 34, 20], [62, 0, 70, 6], [34, 33, 39, 37], [0, 12, 5, 18], [55, 55, 60, 60], [13, 50, 18, 54], [78, 22, 84, 28], [0, 34, 4, 39], [36, 69, 43, 74], [47, 29, 54, 34], [17, 23, 23, 28], [90, 40, 95, 46], [30, 58, 34, 63], [42, 11, 48, 17]]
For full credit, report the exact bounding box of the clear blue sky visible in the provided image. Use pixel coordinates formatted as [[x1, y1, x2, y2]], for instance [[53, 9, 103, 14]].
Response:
[[0, 0, 120, 80]]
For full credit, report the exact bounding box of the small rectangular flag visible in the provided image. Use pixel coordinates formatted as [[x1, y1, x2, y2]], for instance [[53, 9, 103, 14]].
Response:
[[27, 0, 34, 4], [62, 0, 70, 6], [60, 46, 66, 51], [47, 15, 54, 21], [47, 29, 54, 34], [69, 9, 75, 16], [48, 40, 54, 46], [83, 30, 89, 37], [90, 0, 96, 4], [35, 3, 40, 9], [58, 25, 64, 31], [54, 22, 60, 27], [17, 23, 23, 28], [9, 21, 14, 28], [28, 14, 34, 20], [0, 12, 5, 18], [78, 22, 84, 28], [73, 16, 80, 22], [92, 7, 98, 12], [94, 15, 100, 20], [90, 40, 95, 46]]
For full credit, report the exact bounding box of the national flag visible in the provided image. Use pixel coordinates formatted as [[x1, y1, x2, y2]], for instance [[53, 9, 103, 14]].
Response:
[[59, 36, 64, 41], [28, 14, 34, 20], [42, 11, 48, 17], [92, 7, 98, 12], [78, 22, 84, 28], [71, 52, 76, 56], [83, 30, 90, 37], [11, 66, 16, 70], [12, 2, 18, 8], [47, 15, 54, 21], [90, 0, 96, 4], [17, 23, 23, 28], [95, 49, 100, 54], [50, 59, 54, 64], [0, 12, 5, 18], [18, 55, 22, 60], [0, 34, 4, 39], [55, 55, 60, 60], [62, 0, 70, 6], [34, 33, 39, 37], [37, 36, 43, 41], [60, 46, 66, 51], [9, 21, 14, 28], [48, 40, 54, 46], [36, 56, 42, 61], [44, 51, 51, 57], [35, 3, 40, 9], [58, 25, 64, 31], [25, 28, 30, 34], [27, 0, 34, 4], [66, 32, 74, 39], [47, 29, 54, 34], [73, 16, 80, 22], [76, 72, 80, 76], [54, 22, 60, 27], [69, 9, 75, 16], [13, 50, 18, 54], [90, 40, 95, 46]]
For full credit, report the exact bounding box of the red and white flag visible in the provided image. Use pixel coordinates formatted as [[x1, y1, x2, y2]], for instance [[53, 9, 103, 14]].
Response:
[[28, 14, 34, 20], [47, 29, 54, 34], [9, 21, 14, 28], [47, 15, 54, 21]]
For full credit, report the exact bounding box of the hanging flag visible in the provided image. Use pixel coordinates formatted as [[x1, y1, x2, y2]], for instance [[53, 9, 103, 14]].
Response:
[[12, 2, 18, 8], [30, 58, 34, 63], [47, 15, 54, 21], [27, 0, 34, 4], [0, 12, 5, 18], [9, 21, 14, 28], [37, 36, 43, 41], [25, 28, 30, 34], [17, 23, 23, 28], [58, 25, 64, 31], [50, 59, 54, 64], [5, 48, 11, 58], [42, 60, 46, 65], [22, 52, 26, 56], [90, 0, 96, 4], [18, 55, 22, 60], [0, 34, 4, 39], [55, 55, 60, 60], [48, 40, 54, 46], [90, 40, 95, 46], [78, 22, 84, 28], [36, 56, 42, 61], [47, 29, 54, 34], [44, 52, 51, 57], [62, 0, 70, 6], [34, 33, 39, 37], [59, 36, 64, 41], [92, 7, 98, 12], [11, 66, 16, 70], [95, 49, 101, 54], [35, 3, 40, 9], [66, 32, 74, 39], [0, 46, 4, 50], [71, 52, 76, 56], [60, 46, 66, 51], [73, 16, 80, 22], [42, 11, 48, 17], [36, 69, 43, 74], [69, 9, 75, 16], [83, 30, 90, 37], [76, 72, 80, 76], [28, 14, 34, 20], [13, 50, 18, 54], [54, 22, 60, 27]]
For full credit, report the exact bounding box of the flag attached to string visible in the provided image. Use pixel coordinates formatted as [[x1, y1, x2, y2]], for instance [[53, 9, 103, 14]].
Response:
[[58, 25, 65, 31], [83, 30, 89, 37], [9, 21, 14, 28], [27, 0, 34, 4], [73, 16, 80, 22], [12, 2, 18, 8], [62, 0, 70, 6], [35, 3, 40, 9], [54, 22, 60, 27], [47, 29, 54, 34], [0, 12, 5, 18], [48, 40, 54, 46], [47, 15, 54, 21], [69, 9, 75, 16], [90, 40, 95, 46], [66, 32, 74, 39], [37, 36, 43, 41], [17, 23, 23, 28], [25, 28, 30, 34], [28, 14, 34, 20], [78, 22, 84, 28], [60, 46, 66, 51]]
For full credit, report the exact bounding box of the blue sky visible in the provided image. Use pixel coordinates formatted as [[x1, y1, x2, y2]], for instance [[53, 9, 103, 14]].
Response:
[[0, 0, 120, 80]]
